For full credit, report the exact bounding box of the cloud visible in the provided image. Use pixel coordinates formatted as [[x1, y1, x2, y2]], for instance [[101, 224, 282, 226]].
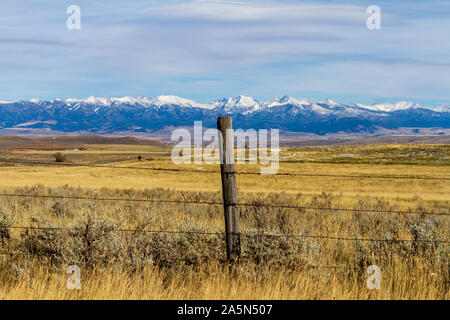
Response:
[[0, 0, 449, 106], [141, 1, 364, 22]]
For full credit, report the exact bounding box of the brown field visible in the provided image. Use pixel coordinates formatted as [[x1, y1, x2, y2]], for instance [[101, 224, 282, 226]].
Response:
[[0, 138, 448, 299]]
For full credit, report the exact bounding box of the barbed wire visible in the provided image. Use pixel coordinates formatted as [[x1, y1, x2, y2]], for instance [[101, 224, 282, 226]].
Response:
[[0, 193, 221, 206], [278, 159, 450, 166], [0, 251, 34, 256], [238, 171, 450, 180], [0, 193, 448, 217], [306, 264, 357, 270], [0, 251, 362, 271], [236, 202, 449, 216], [0, 159, 207, 174], [9, 225, 222, 236], [239, 231, 449, 243], [5, 225, 449, 244], [1, 159, 448, 180]]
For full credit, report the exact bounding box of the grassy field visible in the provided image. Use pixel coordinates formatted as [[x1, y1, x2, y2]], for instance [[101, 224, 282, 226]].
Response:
[[0, 141, 448, 299]]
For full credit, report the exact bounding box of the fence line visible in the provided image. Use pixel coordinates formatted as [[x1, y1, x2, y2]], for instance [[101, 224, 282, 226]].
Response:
[[1, 159, 448, 181], [242, 171, 450, 180], [9, 225, 221, 236], [0, 118, 448, 269], [0, 252, 33, 256], [0, 193, 221, 206], [236, 202, 449, 216], [239, 232, 449, 243], [278, 159, 450, 166], [0, 251, 360, 271], [0, 193, 448, 217], [0, 159, 206, 174], [5, 225, 449, 244]]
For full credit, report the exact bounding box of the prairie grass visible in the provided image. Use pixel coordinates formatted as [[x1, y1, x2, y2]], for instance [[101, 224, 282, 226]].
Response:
[[0, 143, 448, 299], [0, 185, 448, 299], [0, 258, 447, 300]]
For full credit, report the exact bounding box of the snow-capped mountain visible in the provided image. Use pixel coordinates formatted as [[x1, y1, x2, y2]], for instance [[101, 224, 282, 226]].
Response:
[[0, 96, 448, 135], [62, 95, 213, 109], [211, 95, 262, 114], [356, 101, 424, 112]]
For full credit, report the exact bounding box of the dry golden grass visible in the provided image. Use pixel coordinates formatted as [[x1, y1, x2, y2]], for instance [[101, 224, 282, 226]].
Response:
[[1, 146, 449, 202], [1, 258, 447, 300], [0, 143, 448, 300]]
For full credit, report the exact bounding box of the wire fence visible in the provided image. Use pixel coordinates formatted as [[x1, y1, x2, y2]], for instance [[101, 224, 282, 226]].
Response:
[[0, 157, 448, 272], [2, 226, 447, 272], [0, 250, 360, 271], [1, 159, 449, 180], [8, 225, 222, 236], [0, 192, 448, 217], [3, 225, 448, 244]]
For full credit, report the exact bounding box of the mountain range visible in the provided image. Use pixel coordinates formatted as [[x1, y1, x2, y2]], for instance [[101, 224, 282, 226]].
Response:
[[0, 95, 448, 136]]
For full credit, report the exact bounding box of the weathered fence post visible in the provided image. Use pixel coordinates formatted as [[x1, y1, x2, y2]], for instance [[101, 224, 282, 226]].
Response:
[[217, 116, 241, 263]]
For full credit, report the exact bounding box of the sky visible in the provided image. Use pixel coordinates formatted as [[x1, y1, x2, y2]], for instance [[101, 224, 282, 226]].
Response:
[[0, 0, 450, 106]]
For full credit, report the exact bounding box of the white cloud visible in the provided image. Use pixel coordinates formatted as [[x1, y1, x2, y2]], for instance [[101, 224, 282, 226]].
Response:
[[142, 1, 364, 22], [0, 0, 449, 105]]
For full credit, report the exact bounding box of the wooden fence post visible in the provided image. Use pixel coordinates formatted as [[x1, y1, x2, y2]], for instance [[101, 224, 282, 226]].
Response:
[[217, 116, 241, 263]]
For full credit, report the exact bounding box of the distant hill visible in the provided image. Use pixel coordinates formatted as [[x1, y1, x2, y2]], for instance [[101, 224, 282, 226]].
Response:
[[280, 135, 450, 147], [0, 134, 448, 150], [33, 135, 163, 146], [0, 135, 163, 150]]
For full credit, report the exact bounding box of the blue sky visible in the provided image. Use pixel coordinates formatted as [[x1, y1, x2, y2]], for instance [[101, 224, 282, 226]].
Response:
[[1, 0, 450, 106]]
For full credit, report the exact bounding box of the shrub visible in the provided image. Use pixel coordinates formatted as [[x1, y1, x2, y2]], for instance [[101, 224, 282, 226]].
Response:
[[0, 210, 11, 246], [20, 216, 125, 268], [50, 200, 73, 218], [54, 152, 66, 162]]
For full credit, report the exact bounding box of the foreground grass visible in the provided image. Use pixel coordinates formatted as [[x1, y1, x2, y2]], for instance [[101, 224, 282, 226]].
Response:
[[0, 186, 448, 300], [0, 143, 448, 299], [0, 258, 447, 300]]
